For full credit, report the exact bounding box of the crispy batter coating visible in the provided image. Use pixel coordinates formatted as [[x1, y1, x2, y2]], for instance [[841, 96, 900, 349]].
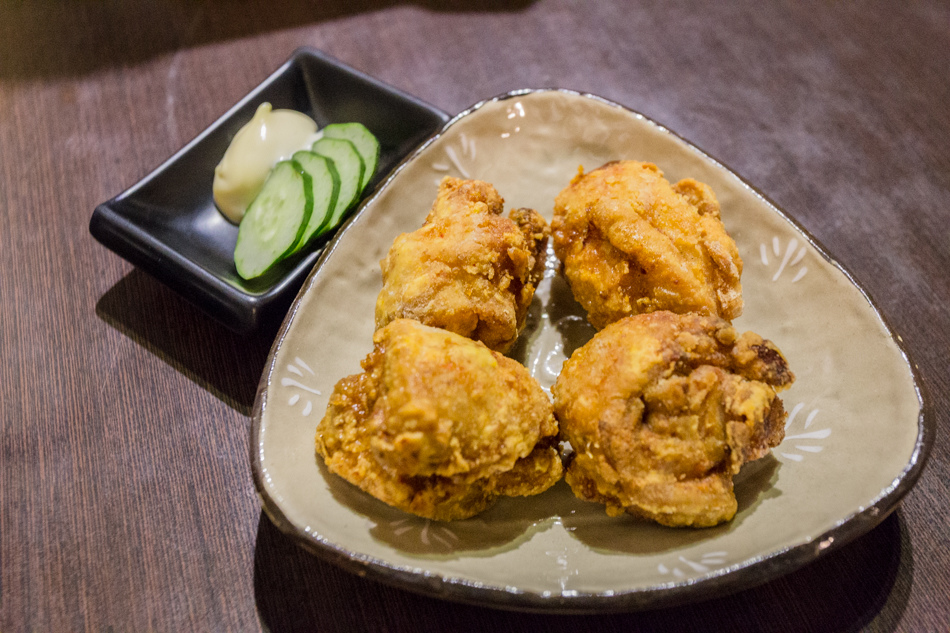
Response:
[[552, 161, 743, 329], [375, 177, 549, 353], [553, 311, 793, 527], [316, 319, 562, 521]]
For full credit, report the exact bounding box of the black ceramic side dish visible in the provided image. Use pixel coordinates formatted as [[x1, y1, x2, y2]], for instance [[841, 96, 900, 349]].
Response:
[[90, 48, 450, 333]]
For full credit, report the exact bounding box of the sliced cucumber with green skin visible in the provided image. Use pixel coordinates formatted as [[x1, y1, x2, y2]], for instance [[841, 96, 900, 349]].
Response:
[[289, 150, 340, 253], [311, 137, 364, 233], [322, 122, 379, 193], [234, 160, 312, 280]]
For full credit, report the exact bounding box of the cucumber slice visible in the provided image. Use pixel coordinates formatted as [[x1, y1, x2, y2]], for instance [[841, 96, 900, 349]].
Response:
[[322, 122, 379, 192], [290, 150, 340, 253], [234, 160, 312, 280], [312, 137, 364, 233]]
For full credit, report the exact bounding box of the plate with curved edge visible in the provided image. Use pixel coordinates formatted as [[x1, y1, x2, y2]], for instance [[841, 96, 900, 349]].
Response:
[[251, 89, 933, 612]]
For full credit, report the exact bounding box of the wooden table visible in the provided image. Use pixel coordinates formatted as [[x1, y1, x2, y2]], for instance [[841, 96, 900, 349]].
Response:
[[2, 1, 948, 630]]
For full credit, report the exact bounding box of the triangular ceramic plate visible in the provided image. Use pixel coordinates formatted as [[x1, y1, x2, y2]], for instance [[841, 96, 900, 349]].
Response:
[[251, 90, 932, 612]]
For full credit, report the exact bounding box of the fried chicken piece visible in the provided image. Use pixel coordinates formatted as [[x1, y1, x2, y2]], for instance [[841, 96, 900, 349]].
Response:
[[553, 311, 793, 527], [552, 161, 743, 329], [375, 177, 549, 353], [316, 319, 562, 521]]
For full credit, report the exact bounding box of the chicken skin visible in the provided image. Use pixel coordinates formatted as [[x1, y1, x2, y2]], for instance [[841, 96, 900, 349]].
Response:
[[375, 177, 549, 353], [316, 319, 563, 521], [553, 311, 793, 527], [552, 161, 743, 329]]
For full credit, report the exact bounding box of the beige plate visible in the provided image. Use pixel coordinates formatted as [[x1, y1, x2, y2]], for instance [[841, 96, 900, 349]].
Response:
[[251, 90, 932, 612]]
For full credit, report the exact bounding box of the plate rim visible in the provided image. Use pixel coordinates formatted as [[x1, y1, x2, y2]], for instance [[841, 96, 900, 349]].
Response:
[[250, 88, 935, 613]]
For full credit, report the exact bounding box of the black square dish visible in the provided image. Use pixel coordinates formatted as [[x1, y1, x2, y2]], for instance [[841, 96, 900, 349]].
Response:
[[90, 47, 449, 333]]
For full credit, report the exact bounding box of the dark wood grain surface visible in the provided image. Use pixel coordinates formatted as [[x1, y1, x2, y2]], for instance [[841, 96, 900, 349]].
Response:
[[2, 1, 948, 631]]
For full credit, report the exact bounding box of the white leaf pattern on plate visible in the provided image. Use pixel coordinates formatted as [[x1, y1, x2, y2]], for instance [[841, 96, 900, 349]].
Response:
[[760, 236, 808, 282], [432, 132, 476, 181], [282, 357, 320, 417], [658, 551, 729, 579], [388, 518, 459, 548], [778, 402, 829, 462]]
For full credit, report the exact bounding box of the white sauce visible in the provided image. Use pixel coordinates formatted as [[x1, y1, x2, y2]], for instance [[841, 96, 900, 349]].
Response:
[[212, 102, 321, 224]]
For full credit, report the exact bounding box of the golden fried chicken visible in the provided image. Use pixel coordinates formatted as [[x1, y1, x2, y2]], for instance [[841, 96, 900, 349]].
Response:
[[375, 177, 549, 353], [552, 161, 743, 329], [316, 319, 563, 521], [553, 311, 793, 527]]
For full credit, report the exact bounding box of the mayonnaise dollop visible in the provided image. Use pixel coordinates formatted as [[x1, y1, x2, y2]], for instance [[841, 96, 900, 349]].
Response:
[[212, 102, 320, 223]]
